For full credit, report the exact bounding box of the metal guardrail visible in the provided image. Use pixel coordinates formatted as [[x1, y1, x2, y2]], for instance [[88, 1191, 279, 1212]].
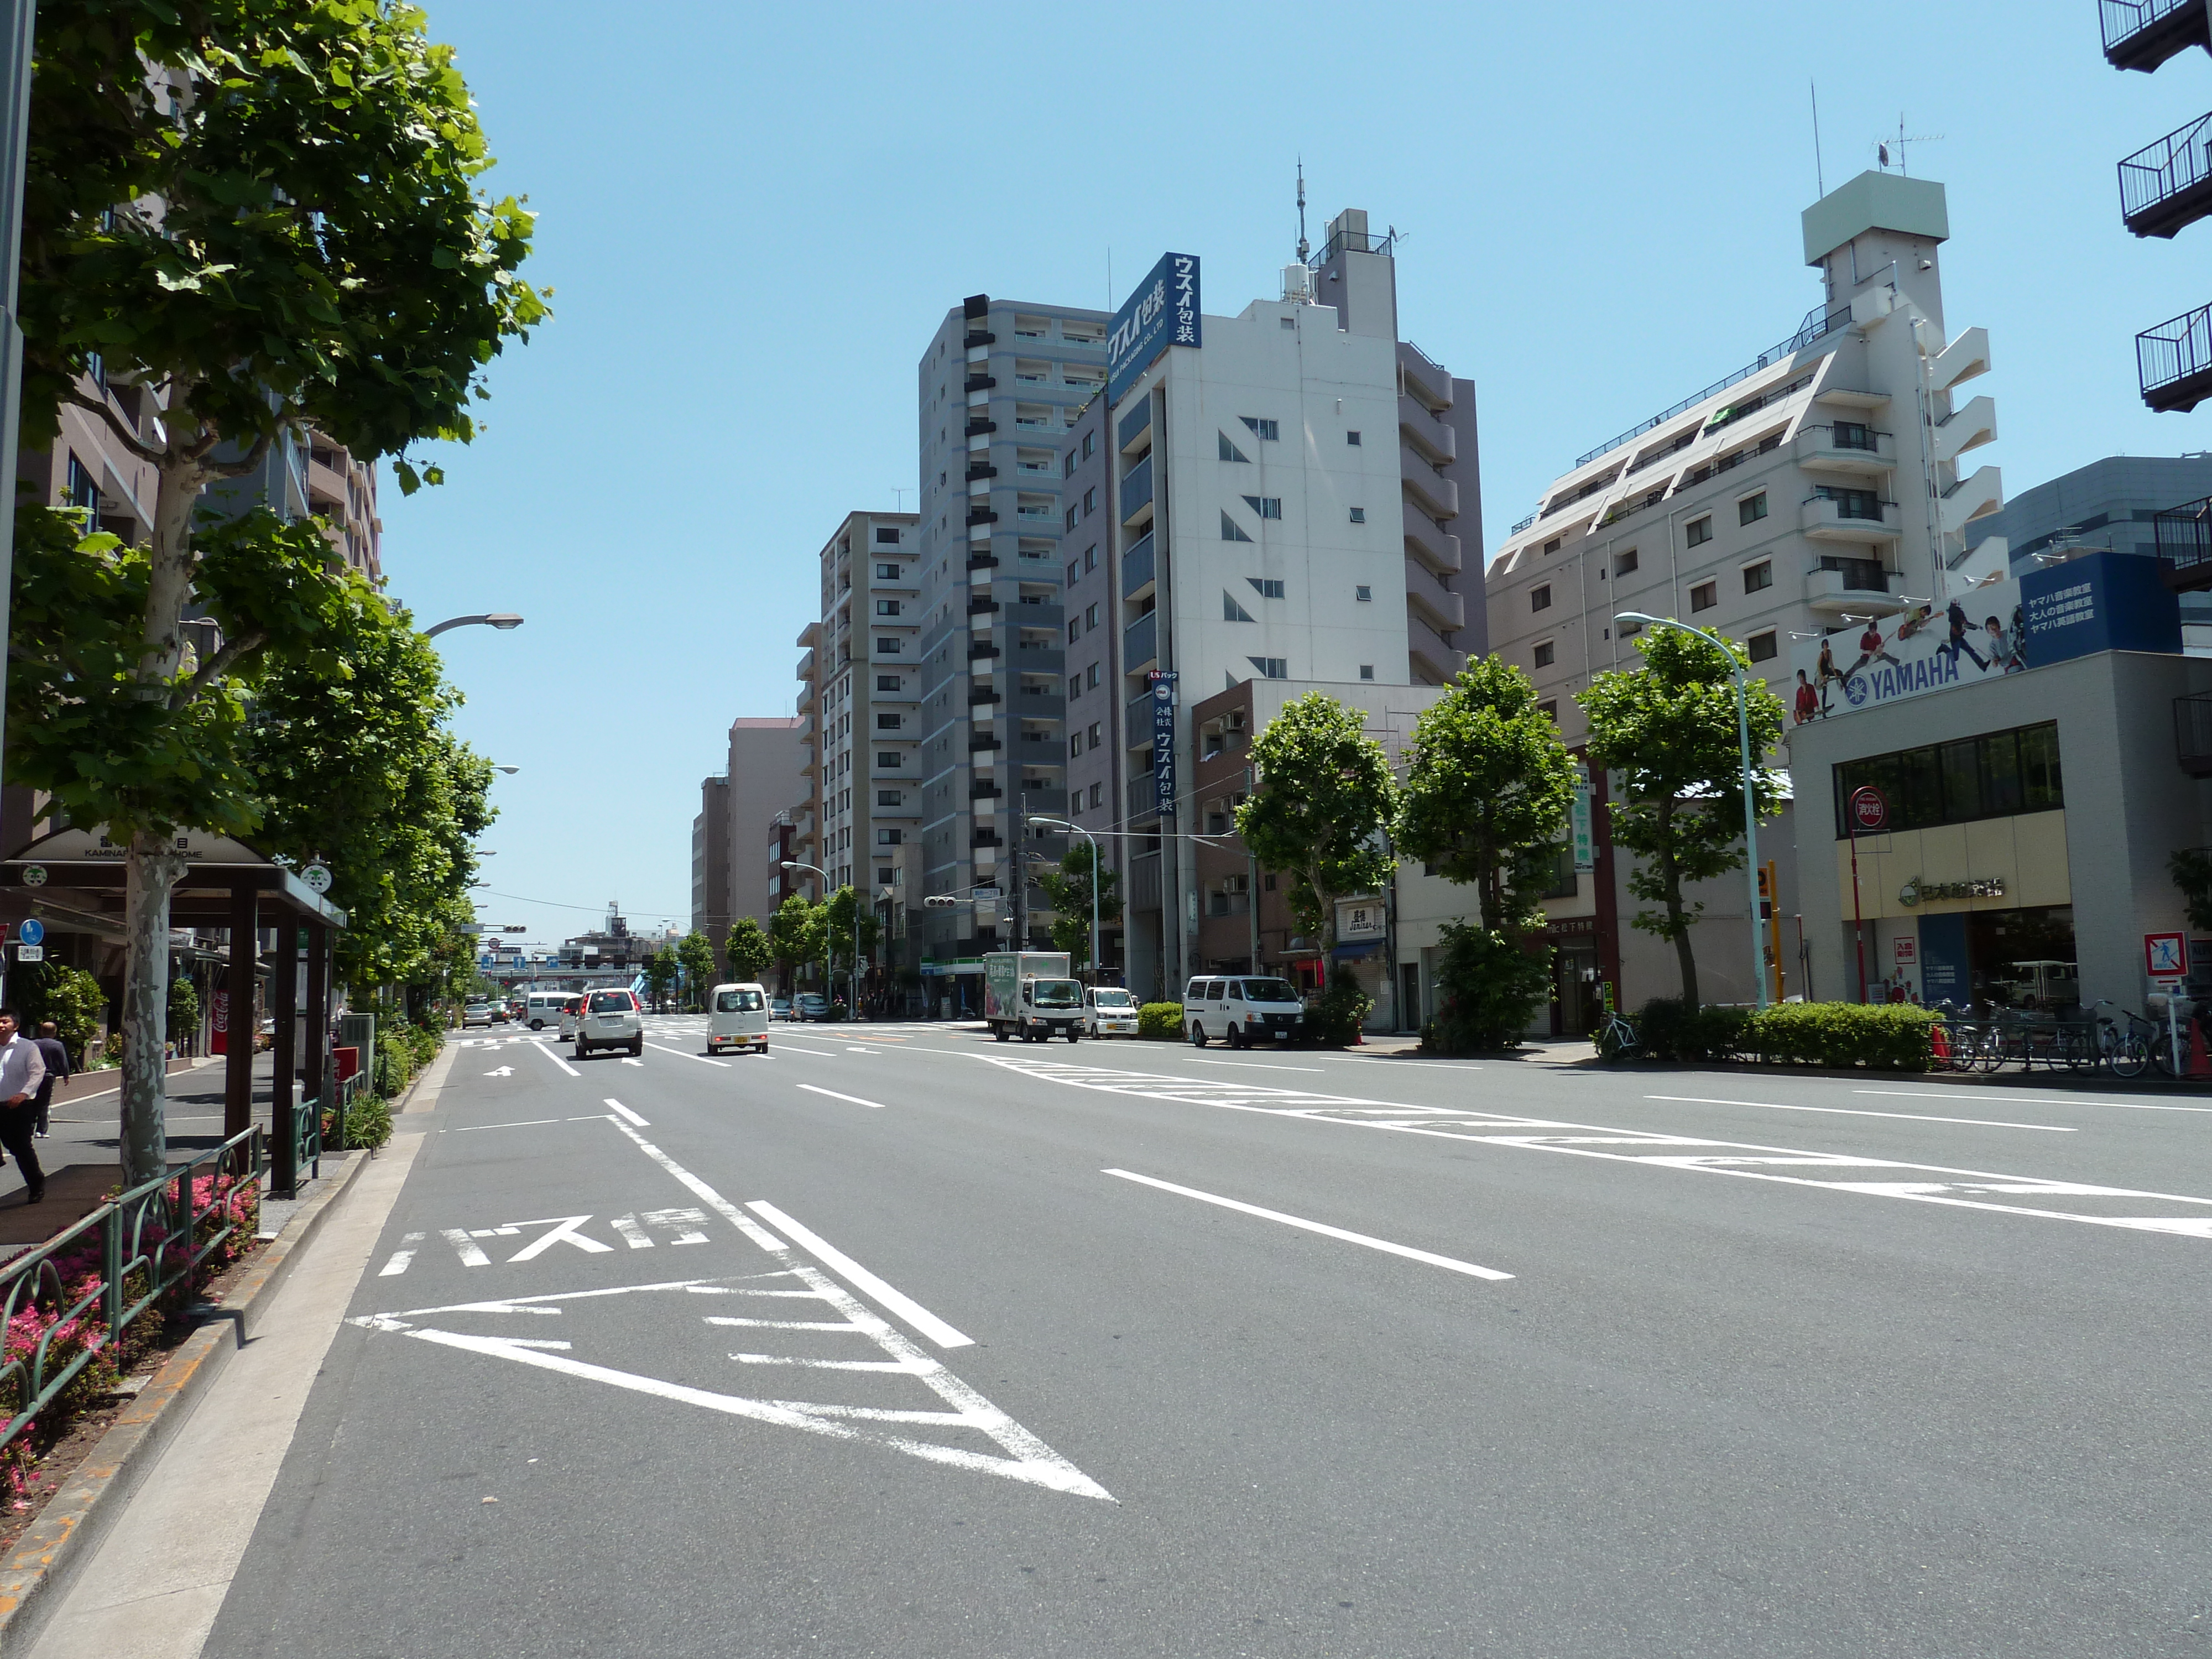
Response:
[[2101, 0, 2200, 53], [0, 1125, 266, 1458], [2154, 492, 2212, 572], [2138, 301, 2212, 402], [2120, 109, 2212, 228]]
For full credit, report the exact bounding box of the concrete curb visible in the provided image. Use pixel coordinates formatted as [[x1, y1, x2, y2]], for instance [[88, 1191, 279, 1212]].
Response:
[[0, 1139, 377, 1648]]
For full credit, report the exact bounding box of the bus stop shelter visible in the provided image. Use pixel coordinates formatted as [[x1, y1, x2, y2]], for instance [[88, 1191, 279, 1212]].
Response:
[[1, 826, 347, 1193]]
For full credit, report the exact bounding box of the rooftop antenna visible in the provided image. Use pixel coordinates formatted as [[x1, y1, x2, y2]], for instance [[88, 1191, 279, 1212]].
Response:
[[1810, 79, 1825, 196], [1879, 115, 1943, 176], [1295, 158, 1308, 264]]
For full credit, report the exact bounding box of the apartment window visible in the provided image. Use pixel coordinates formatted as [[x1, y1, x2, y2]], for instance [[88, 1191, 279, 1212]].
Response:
[[1087, 664, 1099, 689], [877, 790, 902, 806], [1224, 590, 1258, 623], [877, 637, 902, 654], [877, 829, 902, 846], [1355, 585, 1372, 602], [1066, 507, 1079, 531], [1543, 538, 1562, 555], [1241, 417, 1280, 440], [1531, 585, 1552, 612], [877, 675, 900, 691], [1069, 733, 1083, 758], [1349, 507, 1366, 524], [1359, 665, 1375, 681], [1686, 516, 1712, 547], [1087, 723, 1100, 748], [875, 599, 901, 617], [1243, 495, 1283, 520], [874, 528, 900, 545], [1084, 545, 1097, 573], [1739, 492, 1768, 526], [1747, 630, 1778, 662], [1533, 641, 1555, 669], [1222, 511, 1254, 543], [878, 751, 902, 768], [1067, 620, 1080, 643], [1067, 560, 1081, 586], [1689, 581, 1717, 612], [1083, 486, 1097, 517], [1082, 431, 1095, 459], [1347, 430, 1361, 445], [1249, 656, 1288, 679], [1615, 549, 1639, 576], [1280, 315, 1295, 329], [875, 713, 901, 730], [1814, 486, 1885, 520], [1248, 578, 1285, 598], [1742, 560, 1772, 594], [1086, 603, 1098, 630], [1065, 452, 1078, 479], [876, 562, 900, 580], [1219, 431, 1251, 463], [1538, 700, 1557, 722], [1088, 782, 1103, 808]]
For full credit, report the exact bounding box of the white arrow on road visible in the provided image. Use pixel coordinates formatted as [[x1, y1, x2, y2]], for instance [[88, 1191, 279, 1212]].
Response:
[[484, 1065, 514, 1077], [620, 1057, 644, 1067]]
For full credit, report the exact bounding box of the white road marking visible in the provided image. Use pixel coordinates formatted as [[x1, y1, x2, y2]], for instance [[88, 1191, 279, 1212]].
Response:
[[1858, 1089, 2212, 1115], [451, 1117, 567, 1134], [505, 1215, 614, 1261], [439, 1228, 492, 1267], [531, 1042, 581, 1079], [379, 1233, 425, 1277], [1102, 1168, 1513, 1281], [607, 1121, 789, 1251], [745, 1199, 973, 1348], [1182, 1056, 1326, 1073], [774, 1041, 842, 1057], [603, 1097, 649, 1126], [1646, 1094, 2075, 1132], [483, 1066, 514, 1077], [1330, 1055, 1484, 1071], [796, 1084, 889, 1111], [620, 1057, 645, 1068], [645, 1041, 731, 1067]]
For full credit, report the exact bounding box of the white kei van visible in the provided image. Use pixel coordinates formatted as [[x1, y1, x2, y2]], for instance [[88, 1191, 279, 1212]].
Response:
[[524, 991, 568, 1031], [556, 994, 586, 1040], [708, 983, 771, 1055], [1182, 975, 1307, 1047]]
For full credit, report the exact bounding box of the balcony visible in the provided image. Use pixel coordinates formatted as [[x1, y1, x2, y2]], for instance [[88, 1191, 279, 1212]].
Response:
[[967, 552, 999, 572], [966, 418, 997, 438], [1794, 424, 1895, 477], [968, 688, 1001, 707], [2102, 0, 2209, 70], [2123, 111, 2212, 237], [1807, 564, 1904, 619], [966, 507, 998, 528], [1123, 609, 1158, 671], [1800, 494, 1902, 545], [970, 780, 1003, 800], [2154, 494, 2212, 590], [1938, 465, 2004, 538], [1397, 341, 1453, 412], [968, 596, 1000, 616], [1401, 447, 1458, 520], [967, 639, 1001, 661], [964, 374, 996, 394], [964, 330, 994, 349], [1118, 400, 1151, 453], [2177, 690, 2212, 775], [1403, 555, 1466, 632], [1120, 454, 1154, 526], [1407, 613, 1463, 685], [1398, 394, 1454, 464], [1402, 502, 1463, 573], [1126, 688, 1159, 740], [1126, 774, 1168, 821], [1121, 531, 1155, 598], [2139, 301, 2212, 411], [969, 733, 1003, 753]]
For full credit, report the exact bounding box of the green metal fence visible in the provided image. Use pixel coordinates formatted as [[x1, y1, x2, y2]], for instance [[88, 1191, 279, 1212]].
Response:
[[0, 1125, 265, 1456]]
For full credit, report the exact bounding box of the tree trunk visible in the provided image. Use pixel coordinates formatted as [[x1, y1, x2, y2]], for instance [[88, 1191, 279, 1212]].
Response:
[[1656, 802, 1699, 1012], [121, 832, 189, 1187]]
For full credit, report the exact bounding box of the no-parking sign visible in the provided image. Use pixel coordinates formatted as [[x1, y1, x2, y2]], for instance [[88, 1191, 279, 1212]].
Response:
[[2146, 931, 2188, 982]]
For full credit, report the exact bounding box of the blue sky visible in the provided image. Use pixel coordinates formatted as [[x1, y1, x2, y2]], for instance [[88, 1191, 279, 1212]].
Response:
[[389, 0, 2204, 948]]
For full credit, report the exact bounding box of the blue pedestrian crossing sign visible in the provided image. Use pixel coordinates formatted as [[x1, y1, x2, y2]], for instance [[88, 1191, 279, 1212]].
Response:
[[17, 919, 44, 946]]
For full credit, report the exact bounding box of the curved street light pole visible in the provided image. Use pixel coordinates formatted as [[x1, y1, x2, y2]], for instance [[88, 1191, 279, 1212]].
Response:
[[1027, 817, 1098, 982], [782, 860, 858, 1015], [423, 612, 525, 639], [1613, 612, 1769, 1012]]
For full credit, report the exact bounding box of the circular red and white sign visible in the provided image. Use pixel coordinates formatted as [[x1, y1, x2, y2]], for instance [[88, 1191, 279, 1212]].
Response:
[[1849, 785, 1889, 833]]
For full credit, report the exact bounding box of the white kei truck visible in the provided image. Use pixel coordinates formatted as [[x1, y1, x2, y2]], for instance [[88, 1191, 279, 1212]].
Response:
[[982, 951, 1085, 1042]]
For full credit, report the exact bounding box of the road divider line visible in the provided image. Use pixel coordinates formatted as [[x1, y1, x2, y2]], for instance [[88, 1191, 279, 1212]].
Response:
[[604, 1121, 788, 1251], [646, 1041, 732, 1068], [1183, 1056, 1326, 1073], [796, 1084, 889, 1111], [449, 1117, 568, 1134], [1857, 1089, 2212, 1114], [531, 1041, 581, 1079], [1101, 1168, 1513, 1282], [603, 1098, 649, 1126], [1646, 1094, 2074, 1131], [744, 1199, 974, 1348]]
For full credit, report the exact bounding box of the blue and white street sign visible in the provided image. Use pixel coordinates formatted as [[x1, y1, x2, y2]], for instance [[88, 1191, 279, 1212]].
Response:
[[17, 919, 45, 946]]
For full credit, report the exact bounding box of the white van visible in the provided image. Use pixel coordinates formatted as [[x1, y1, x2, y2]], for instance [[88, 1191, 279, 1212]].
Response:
[[708, 983, 770, 1055], [524, 991, 568, 1031], [1085, 985, 1139, 1038], [1182, 975, 1307, 1047]]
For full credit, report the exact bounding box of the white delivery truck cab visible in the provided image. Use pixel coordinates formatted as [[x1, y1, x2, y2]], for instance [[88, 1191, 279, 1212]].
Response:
[[982, 951, 1083, 1042], [707, 983, 770, 1054]]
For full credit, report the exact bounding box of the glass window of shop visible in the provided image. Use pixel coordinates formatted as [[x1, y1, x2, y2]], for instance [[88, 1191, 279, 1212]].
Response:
[[1834, 722, 2062, 838]]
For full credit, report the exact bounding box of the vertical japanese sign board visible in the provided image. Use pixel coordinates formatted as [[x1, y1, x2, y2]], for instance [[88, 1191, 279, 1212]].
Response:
[[1570, 763, 1594, 873], [1150, 670, 1178, 816], [1107, 252, 1201, 405]]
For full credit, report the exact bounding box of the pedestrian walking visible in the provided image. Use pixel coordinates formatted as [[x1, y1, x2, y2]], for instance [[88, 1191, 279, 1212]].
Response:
[[0, 1010, 49, 1203], [31, 1020, 69, 1138]]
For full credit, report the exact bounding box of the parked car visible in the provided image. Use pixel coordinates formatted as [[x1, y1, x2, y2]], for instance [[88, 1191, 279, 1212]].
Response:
[[462, 1001, 495, 1029], [1085, 985, 1140, 1038], [575, 988, 643, 1058], [794, 993, 829, 1022], [770, 996, 793, 1022], [1182, 975, 1306, 1047], [708, 983, 770, 1055]]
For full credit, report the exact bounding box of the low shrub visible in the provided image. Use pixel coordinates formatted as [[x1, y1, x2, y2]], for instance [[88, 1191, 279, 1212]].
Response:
[[1631, 998, 1752, 1063], [1304, 966, 1374, 1048], [1138, 1002, 1185, 1041], [1425, 922, 1553, 1055], [334, 1092, 393, 1151], [1741, 1001, 1936, 1071]]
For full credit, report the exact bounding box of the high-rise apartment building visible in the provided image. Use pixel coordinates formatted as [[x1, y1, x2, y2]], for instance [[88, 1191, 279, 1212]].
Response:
[[691, 774, 733, 955], [722, 716, 806, 930], [1484, 170, 2006, 1014], [912, 296, 1111, 964]]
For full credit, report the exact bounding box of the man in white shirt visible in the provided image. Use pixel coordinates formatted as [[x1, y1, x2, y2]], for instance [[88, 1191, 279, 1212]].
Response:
[[0, 1010, 48, 1202]]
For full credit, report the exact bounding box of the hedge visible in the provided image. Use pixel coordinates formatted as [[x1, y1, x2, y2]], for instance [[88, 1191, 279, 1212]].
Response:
[[1611, 999, 1936, 1071], [1138, 1002, 1185, 1041]]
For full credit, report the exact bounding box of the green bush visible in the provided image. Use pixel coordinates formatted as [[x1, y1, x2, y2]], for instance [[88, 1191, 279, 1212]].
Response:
[[1425, 922, 1552, 1055], [167, 975, 201, 1048], [1305, 966, 1374, 1048], [1740, 1001, 1936, 1071], [15, 962, 105, 1067], [338, 1091, 394, 1150], [1631, 998, 1752, 1063], [1138, 1001, 1185, 1041]]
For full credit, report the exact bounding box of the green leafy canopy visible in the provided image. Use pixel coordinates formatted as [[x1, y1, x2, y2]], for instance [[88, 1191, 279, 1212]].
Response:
[[1235, 692, 1396, 948]]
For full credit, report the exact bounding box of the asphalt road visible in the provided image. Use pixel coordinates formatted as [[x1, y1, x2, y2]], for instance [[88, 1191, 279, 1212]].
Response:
[[200, 1018, 2212, 1657]]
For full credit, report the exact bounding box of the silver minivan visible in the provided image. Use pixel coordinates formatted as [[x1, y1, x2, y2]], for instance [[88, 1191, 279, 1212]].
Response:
[[708, 983, 770, 1055], [1182, 975, 1307, 1048], [524, 990, 568, 1031]]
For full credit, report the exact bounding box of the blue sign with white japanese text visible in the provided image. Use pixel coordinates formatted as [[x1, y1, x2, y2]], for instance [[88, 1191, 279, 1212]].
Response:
[[2018, 549, 2181, 662], [1151, 671, 1178, 816], [1108, 252, 1201, 405]]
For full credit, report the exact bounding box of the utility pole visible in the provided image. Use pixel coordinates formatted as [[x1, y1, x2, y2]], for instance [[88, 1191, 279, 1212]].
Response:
[[0, 0, 37, 815], [1012, 780, 1028, 950]]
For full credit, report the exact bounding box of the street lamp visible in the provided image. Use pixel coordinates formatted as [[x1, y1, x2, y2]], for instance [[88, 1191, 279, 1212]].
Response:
[[1613, 612, 1770, 1011], [782, 860, 859, 1016], [424, 613, 525, 639], [491, 764, 520, 775], [1028, 817, 1099, 981]]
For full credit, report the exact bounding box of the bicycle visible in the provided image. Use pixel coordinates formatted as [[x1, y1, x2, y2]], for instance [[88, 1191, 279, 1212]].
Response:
[[1593, 983, 1640, 1063], [2088, 1000, 2154, 1079]]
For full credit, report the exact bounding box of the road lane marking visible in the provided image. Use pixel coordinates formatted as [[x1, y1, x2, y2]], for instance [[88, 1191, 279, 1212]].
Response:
[[1858, 1089, 2212, 1115], [646, 1041, 731, 1068], [1102, 1168, 1512, 1281], [450, 1117, 568, 1133], [603, 1097, 649, 1127], [744, 1199, 973, 1348], [796, 1084, 888, 1111], [607, 1120, 788, 1251], [531, 1041, 581, 1079], [1646, 1095, 2075, 1132], [1183, 1056, 1326, 1072]]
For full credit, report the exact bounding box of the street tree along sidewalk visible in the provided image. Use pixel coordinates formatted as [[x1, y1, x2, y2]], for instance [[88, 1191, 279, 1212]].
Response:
[[769, 894, 824, 993], [723, 916, 774, 984], [15, 3, 546, 1185], [1234, 691, 1396, 953], [677, 930, 717, 1012], [1578, 627, 1786, 1014], [1035, 843, 1122, 970]]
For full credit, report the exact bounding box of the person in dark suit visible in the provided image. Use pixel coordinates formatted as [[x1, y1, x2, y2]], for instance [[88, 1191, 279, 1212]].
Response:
[[32, 1021, 69, 1138]]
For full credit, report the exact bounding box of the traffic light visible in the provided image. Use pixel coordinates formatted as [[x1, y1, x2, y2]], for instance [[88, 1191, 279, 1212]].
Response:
[[1756, 863, 1773, 920], [924, 895, 959, 909]]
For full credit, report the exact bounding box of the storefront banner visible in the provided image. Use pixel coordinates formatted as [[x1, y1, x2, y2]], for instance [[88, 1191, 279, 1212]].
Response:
[[1916, 914, 1970, 1008], [1787, 551, 2182, 724], [1570, 766, 1594, 873]]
